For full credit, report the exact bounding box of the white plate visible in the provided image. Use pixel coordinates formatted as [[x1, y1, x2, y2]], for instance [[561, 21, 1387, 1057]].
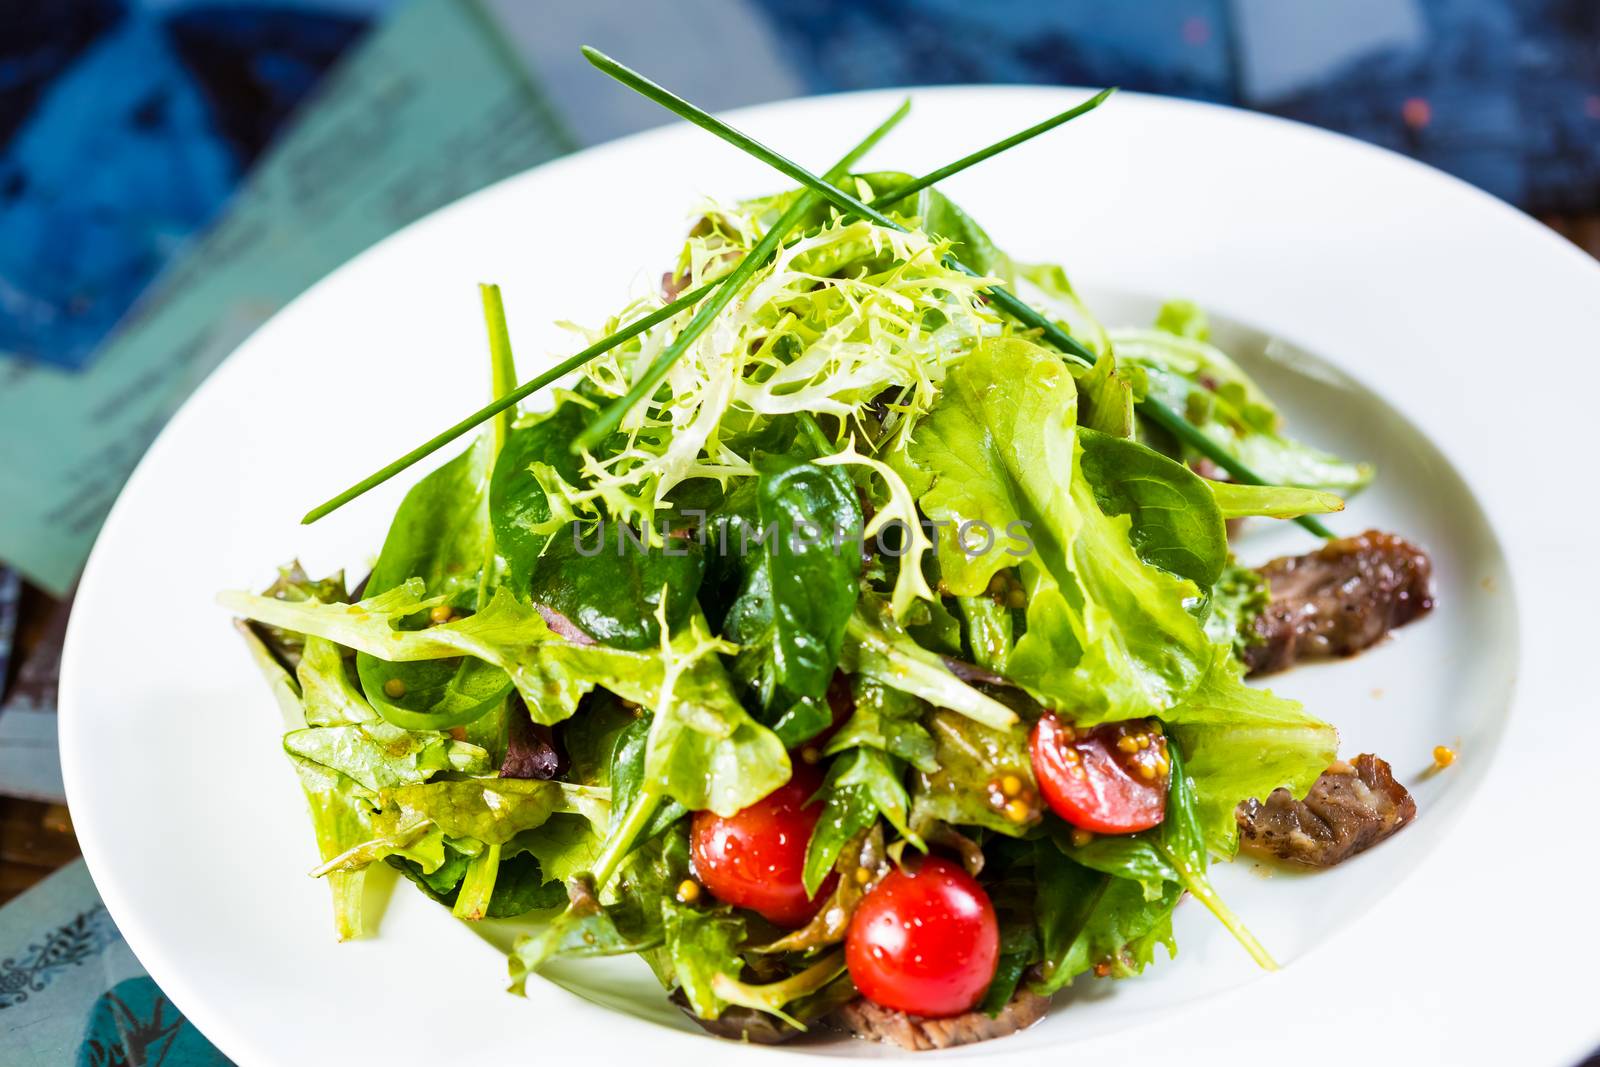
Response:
[[59, 87, 1600, 1065]]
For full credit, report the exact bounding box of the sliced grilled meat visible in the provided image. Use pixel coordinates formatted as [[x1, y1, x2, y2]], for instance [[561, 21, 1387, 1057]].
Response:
[[828, 989, 1048, 1051], [672, 992, 801, 1045], [1237, 753, 1416, 867], [1244, 530, 1434, 675]]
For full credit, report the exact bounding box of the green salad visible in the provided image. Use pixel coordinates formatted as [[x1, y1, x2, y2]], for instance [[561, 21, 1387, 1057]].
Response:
[[222, 67, 1390, 1051]]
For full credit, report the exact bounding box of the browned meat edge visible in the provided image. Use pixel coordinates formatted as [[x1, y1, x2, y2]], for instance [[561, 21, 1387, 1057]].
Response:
[[1237, 753, 1417, 867], [827, 989, 1049, 1051], [1244, 530, 1434, 676]]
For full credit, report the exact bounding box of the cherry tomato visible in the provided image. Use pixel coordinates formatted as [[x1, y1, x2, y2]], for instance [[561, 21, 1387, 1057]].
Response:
[[1029, 712, 1168, 834], [689, 763, 836, 927], [845, 856, 999, 1018]]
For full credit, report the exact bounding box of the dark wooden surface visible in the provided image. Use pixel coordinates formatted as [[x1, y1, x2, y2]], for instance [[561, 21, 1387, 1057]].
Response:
[[0, 577, 77, 904]]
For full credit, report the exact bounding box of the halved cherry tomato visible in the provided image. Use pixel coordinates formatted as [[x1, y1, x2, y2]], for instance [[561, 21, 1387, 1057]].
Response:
[[1029, 712, 1168, 834], [845, 856, 999, 1018], [689, 763, 836, 927]]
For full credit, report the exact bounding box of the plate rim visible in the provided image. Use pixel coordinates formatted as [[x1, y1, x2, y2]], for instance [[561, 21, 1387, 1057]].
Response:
[[58, 82, 1600, 1065]]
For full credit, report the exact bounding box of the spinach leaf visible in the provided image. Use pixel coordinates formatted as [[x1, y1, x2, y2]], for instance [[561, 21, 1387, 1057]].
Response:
[[490, 402, 589, 590], [801, 747, 912, 895], [721, 458, 862, 710], [981, 914, 1042, 1016], [908, 184, 1009, 277], [530, 521, 705, 650], [508, 874, 664, 991], [662, 899, 749, 1019], [357, 657, 511, 732], [974, 838, 1041, 1015], [1077, 428, 1227, 591], [389, 850, 566, 918], [479, 852, 568, 916], [767, 694, 836, 749], [509, 823, 691, 989], [955, 595, 1013, 675], [387, 845, 471, 901], [560, 693, 637, 787], [1032, 842, 1179, 993], [765, 824, 889, 954], [609, 715, 689, 846]]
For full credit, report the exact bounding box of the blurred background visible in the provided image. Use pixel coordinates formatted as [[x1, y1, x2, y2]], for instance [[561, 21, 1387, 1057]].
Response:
[[0, 1, 1595, 1061]]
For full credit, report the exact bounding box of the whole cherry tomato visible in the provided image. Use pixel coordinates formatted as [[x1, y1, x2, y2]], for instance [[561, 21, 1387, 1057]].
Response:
[[845, 856, 999, 1017], [689, 763, 835, 927], [1029, 712, 1168, 834]]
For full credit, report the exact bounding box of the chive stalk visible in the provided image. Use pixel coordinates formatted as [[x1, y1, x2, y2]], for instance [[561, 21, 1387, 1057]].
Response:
[[581, 47, 1334, 539]]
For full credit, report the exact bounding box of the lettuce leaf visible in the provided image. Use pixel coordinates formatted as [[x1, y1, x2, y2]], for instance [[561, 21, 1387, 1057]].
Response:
[[1016, 261, 1111, 361], [235, 622, 373, 941], [639, 612, 790, 818], [1115, 303, 1373, 494], [356, 427, 513, 731], [378, 778, 608, 846], [284, 635, 491, 793], [283, 720, 488, 795], [905, 336, 1212, 723], [1164, 647, 1338, 855], [841, 597, 1017, 730], [221, 583, 666, 725], [1205, 479, 1344, 520], [823, 676, 937, 773], [662, 898, 749, 1018], [910, 708, 1041, 837]]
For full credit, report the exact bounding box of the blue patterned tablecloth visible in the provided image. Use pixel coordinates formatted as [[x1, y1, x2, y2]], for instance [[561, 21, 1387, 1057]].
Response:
[[1, 862, 226, 1064]]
